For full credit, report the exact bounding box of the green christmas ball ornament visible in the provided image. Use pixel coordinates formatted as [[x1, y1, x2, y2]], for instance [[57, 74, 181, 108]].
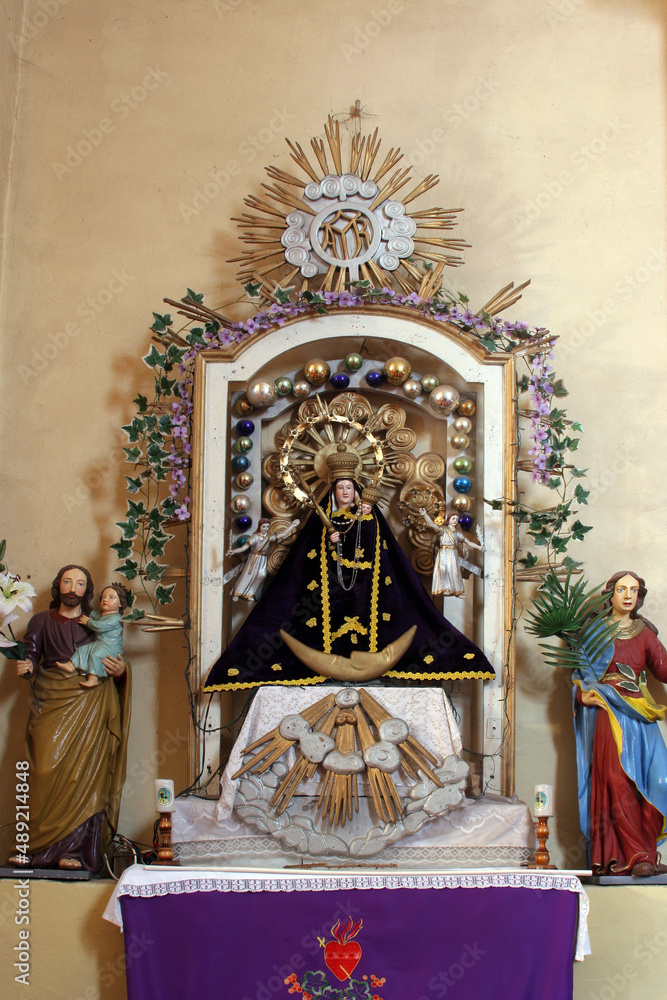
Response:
[[421, 374, 440, 393], [453, 457, 472, 474], [344, 353, 364, 372], [235, 437, 253, 454], [274, 376, 293, 396]]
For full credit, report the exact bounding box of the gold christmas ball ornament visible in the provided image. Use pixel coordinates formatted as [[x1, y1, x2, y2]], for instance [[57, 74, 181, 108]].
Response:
[[453, 417, 473, 434], [230, 495, 252, 514], [458, 398, 476, 417], [235, 472, 254, 490], [246, 380, 277, 409], [453, 495, 472, 513], [420, 374, 440, 393], [402, 379, 422, 399], [451, 433, 470, 451], [303, 359, 331, 386], [234, 396, 254, 416], [428, 384, 460, 417], [383, 356, 412, 385], [292, 380, 311, 399]]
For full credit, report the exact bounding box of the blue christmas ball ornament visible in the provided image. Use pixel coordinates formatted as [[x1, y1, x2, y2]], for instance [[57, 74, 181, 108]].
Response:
[[365, 368, 386, 388], [235, 515, 252, 531], [330, 372, 350, 390], [453, 476, 472, 493], [231, 454, 250, 472], [236, 419, 255, 436], [458, 514, 474, 532]]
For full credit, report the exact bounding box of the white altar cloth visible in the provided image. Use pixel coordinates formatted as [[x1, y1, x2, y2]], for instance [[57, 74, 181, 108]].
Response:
[[103, 864, 590, 962]]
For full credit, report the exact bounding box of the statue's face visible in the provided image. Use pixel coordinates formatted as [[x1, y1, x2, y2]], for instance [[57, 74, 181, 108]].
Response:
[[100, 587, 120, 613], [259, 522, 270, 535], [59, 568, 88, 606], [447, 514, 459, 528], [334, 480, 355, 507], [611, 574, 640, 616]]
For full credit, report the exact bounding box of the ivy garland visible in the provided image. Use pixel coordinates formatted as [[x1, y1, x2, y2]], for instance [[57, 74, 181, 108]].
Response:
[[113, 281, 592, 618]]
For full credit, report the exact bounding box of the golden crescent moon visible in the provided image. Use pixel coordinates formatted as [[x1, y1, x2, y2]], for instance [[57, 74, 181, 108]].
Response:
[[279, 626, 418, 682]]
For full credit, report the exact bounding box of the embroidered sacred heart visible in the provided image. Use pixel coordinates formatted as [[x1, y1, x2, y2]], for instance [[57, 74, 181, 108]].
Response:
[[323, 917, 363, 981]]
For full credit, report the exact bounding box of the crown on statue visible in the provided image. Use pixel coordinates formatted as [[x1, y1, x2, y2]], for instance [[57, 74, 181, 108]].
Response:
[[360, 485, 383, 508], [326, 443, 359, 483]]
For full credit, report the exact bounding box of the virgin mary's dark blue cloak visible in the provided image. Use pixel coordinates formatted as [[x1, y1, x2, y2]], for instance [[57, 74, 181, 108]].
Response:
[[203, 502, 494, 692]]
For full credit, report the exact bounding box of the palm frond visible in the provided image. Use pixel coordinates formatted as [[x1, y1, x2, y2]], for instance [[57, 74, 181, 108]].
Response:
[[525, 568, 619, 671]]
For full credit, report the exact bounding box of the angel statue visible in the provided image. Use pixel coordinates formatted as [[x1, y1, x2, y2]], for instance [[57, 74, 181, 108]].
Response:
[[226, 518, 300, 603], [419, 508, 484, 598]]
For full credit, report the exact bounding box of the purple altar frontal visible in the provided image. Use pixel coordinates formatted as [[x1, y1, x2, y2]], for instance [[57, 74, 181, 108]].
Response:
[[104, 867, 589, 1000]]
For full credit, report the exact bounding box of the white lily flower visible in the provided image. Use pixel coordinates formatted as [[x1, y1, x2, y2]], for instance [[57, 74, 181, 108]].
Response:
[[0, 573, 37, 618]]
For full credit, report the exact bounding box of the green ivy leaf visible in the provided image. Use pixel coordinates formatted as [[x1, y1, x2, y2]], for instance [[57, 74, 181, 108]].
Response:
[[184, 289, 203, 304], [518, 552, 539, 568], [186, 328, 207, 347], [155, 583, 176, 605], [110, 540, 133, 558], [122, 608, 145, 621], [144, 560, 165, 582], [116, 518, 139, 540], [563, 555, 583, 569], [478, 336, 498, 353], [133, 393, 148, 412], [549, 377, 568, 398], [574, 484, 590, 505], [272, 284, 295, 305], [570, 520, 593, 541], [116, 558, 138, 580], [143, 345, 164, 369], [570, 467, 588, 478], [124, 475, 143, 493], [244, 281, 262, 298]]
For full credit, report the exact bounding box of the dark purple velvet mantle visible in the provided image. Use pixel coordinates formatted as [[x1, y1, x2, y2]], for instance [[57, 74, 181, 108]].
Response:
[[118, 884, 577, 1000]]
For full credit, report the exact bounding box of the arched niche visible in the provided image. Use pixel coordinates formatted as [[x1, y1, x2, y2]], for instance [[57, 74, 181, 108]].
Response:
[[189, 307, 517, 794]]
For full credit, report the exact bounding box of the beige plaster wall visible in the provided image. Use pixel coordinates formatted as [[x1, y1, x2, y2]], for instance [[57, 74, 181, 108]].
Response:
[[0, 0, 665, 994]]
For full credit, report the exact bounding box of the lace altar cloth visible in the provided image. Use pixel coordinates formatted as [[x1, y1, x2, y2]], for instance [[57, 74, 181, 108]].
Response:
[[103, 865, 590, 963], [216, 685, 463, 819], [173, 793, 536, 867]]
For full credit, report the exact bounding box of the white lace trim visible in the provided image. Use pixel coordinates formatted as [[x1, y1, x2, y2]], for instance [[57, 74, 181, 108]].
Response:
[[105, 866, 589, 961]]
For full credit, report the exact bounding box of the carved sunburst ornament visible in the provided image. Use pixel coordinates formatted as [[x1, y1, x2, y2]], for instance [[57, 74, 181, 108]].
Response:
[[231, 117, 469, 298]]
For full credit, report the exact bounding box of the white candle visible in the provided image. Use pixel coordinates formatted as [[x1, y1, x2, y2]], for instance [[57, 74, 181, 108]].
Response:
[[155, 779, 174, 813], [534, 784, 553, 817]]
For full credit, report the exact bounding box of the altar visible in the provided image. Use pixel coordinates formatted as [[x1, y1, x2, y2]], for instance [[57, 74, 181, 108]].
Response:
[[104, 866, 590, 1000]]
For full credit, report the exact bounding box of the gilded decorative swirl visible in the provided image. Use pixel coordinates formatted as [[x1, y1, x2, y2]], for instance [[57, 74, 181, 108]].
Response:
[[411, 546, 434, 576], [329, 392, 373, 423], [415, 452, 446, 483], [367, 402, 406, 433], [386, 452, 416, 483], [386, 426, 417, 451], [262, 484, 300, 517], [262, 452, 282, 484], [297, 398, 323, 422]]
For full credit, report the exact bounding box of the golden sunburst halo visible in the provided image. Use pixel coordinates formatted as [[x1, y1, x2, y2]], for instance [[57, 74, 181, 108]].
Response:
[[229, 116, 470, 301]]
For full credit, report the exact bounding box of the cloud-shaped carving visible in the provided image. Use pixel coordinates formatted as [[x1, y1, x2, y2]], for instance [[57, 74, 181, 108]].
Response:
[[323, 750, 365, 774], [363, 741, 401, 772], [378, 717, 409, 744], [279, 714, 310, 740], [299, 731, 336, 763]]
